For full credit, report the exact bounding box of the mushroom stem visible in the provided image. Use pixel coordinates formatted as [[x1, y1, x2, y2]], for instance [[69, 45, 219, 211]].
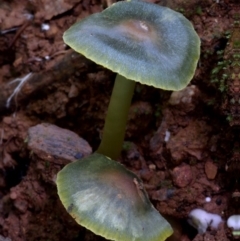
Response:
[[97, 74, 136, 159]]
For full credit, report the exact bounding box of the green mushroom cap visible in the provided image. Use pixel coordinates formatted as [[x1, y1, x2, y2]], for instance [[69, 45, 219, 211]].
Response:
[[233, 231, 240, 236], [57, 153, 173, 241], [63, 0, 200, 90]]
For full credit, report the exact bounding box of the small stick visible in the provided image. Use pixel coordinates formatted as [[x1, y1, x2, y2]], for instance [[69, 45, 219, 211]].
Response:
[[8, 20, 30, 49]]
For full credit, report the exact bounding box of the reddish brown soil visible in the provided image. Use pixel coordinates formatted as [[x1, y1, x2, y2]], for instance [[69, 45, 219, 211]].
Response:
[[0, 0, 236, 240]]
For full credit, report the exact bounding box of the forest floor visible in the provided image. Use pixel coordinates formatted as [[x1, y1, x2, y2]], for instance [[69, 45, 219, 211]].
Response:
[[0, 0, 237, 240]]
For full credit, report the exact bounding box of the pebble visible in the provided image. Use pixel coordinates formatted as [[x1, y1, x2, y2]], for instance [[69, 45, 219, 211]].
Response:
[[151, 189, 169, 201], [27, 123, 92, 163], [68, 84, 79, 98], [9, 191, 17, 200], [171, 163, 193, 188], [148, 164, 156, 171], [3, 117, 12, 125], [14, 199, 28, 213], [205, 161, 218, 179]]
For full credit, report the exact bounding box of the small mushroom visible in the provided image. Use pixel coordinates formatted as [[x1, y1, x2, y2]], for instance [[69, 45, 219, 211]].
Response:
[[57, 1, 200, 241], [188, 208, 223, 234], [227, 215, 240, 238], [63, 0, 200, 159]]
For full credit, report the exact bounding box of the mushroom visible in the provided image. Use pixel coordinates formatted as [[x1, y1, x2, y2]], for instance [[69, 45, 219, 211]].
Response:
[[57, 153, 173, 241], [57, 1, 200, 241], [188, 209, 223, 234], [63, 0, 200, 160], [227, 215, 240, 238]]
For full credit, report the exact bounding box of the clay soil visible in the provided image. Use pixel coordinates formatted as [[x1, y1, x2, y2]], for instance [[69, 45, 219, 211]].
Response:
[[0, 0, 237, 240]]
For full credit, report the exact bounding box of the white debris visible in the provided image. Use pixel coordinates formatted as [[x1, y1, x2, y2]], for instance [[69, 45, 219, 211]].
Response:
[[148, 164, 156, 171], [205, 197, 211, 202], [0, 27, 18, 34], [164, 130, 171, 142], [6, 73, 32, 108], [23, 13, 34, 20], [45, 55, 50, 60], [227, 215, 240, 230], [188, 208, 223, 234], [168, 85, 197, 105], [41, 23, 50, 31]]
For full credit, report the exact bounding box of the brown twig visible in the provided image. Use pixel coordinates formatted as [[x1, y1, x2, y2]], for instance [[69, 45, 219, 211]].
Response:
[[8, 20, 30, 49]]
